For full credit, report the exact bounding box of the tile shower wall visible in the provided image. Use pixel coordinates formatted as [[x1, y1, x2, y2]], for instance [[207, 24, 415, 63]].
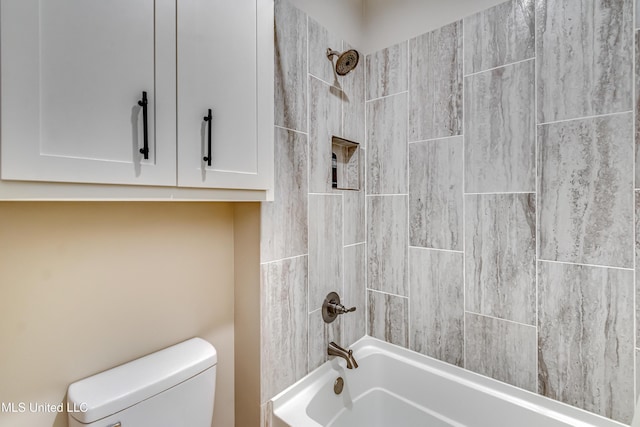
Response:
[[366, 0, 636, 423], [261, 0, 366, 409]]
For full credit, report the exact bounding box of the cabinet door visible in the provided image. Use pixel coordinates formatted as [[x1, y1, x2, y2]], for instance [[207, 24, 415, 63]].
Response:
[[1, 0, 176, 186], [177, 0, 267, 189]]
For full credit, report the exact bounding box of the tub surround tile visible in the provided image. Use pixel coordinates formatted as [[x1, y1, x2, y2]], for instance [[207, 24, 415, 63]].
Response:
[[536, 0, 632, 123], [464, 0, 535, 74], [261, 256, 309, 401], [274, 0, 307, 131], [409, 248, 464, 367], [464, 313, 537, 392], [308, 17, 343, 86], [367, 195, 408, 296], [409, 137, 463, 251], [368, 290, 408, 347], [464, 60, 535, 193], [343, 243, 366, 346], [309, 309, 342, 371], [538, 113, 633, 268], [465, 194, 536, 325], [261, 128, 308, 263], [343, 176, 365, 246], [309, 76, 342, 193], [409, 21, 463, 141], [636, 32, 640, 188], [538, 261, 634, 423], [342, 41, 365, 147], [309, 194, 343, 312], [636, 349, 640, 402], [366, 42, 408, 100], [636, 193, 640, 344], [366, 93, 408, 195]]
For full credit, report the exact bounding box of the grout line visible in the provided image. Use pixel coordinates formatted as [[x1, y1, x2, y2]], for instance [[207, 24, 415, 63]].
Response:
[[409, 245, 464, 254], [538, 258, 634, 272], [364, 45, 369, 340], [464, 191, 536, 195], [366, 193, 409, 197], [461, 17, 467, 370], [309, 192, 342, 196], [308, 72, 342, 91], [465, 310, 537, 330], [274, 124, 308, 136], [409, 134, 463, 144], [462, 57, 535, 78], [365, 91, 409, 103], [344, 241, 366, 248], [632, 15, 637, 401], [406, 38, 412, 350], [260, 253, 308, 266], [367, 288, 409, 300], [305, 13, 311, 372], [537, 109, 633, 127], [533, 7, 539, 394]]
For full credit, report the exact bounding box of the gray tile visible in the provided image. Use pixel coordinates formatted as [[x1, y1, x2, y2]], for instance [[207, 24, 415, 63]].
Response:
[[274, 0, 307, 131], [464, 60, 535, 193], [465, 194, 536, 325], [538, 261, 634, 424], [366, 42, 408, 100], [536, 0, 633, 123], [261, 256, 308, 401], [636, 349, 640, 402], [367, 195, 408, 296], [464, 0, 535, 74], [309, 17, 343, 86], [366, 93, 408, 195], [636, 31, 640, 189], [409, 137, 463, 251], [308, 308, 342, 371], [538, 113, 634, 268], [409, 21, 463, 141], [368, 290, 408, 347], [636, 192, 640, 343], [637, 0, 640, 28], [464, 313, 537, 391], [309, 76, 342, 193], [344, 184, 365, 245], [409, 248, 464, 366], [261, 128, 308, 262], [343, 243, 366, 346], [309, 194, 343, 312], [342, 41, 365, 147]]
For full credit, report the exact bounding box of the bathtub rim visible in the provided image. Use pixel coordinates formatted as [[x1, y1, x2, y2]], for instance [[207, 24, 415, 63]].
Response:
[[270, 336, 629, 427]]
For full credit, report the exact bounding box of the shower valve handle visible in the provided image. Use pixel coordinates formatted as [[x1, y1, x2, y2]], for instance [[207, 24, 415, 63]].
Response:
[[322, 291, 356, 323]]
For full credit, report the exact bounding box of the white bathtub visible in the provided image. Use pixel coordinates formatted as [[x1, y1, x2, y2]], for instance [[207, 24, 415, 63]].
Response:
[[271, 337, 627, 427]]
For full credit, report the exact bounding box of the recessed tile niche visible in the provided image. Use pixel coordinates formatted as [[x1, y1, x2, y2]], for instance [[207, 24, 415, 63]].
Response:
[[331, 136, 360, 190]]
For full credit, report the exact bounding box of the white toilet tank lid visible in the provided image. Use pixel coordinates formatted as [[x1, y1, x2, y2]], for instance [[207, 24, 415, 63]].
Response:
[[67, 337, 217, 424]]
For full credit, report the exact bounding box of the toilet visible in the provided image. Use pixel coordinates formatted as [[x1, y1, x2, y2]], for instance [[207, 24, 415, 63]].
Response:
[[67, 338, 217, 426]]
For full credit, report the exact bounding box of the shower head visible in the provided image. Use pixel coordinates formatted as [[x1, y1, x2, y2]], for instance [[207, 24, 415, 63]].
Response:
[[326, 48, 360, 76]]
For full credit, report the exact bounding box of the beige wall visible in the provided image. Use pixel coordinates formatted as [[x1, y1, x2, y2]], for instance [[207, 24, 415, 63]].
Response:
[[233, 204, 261, 427], [0, 202, 236, 427]]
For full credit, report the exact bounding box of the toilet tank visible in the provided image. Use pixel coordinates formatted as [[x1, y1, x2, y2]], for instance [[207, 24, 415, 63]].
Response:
[[67, 338, 217, 427]]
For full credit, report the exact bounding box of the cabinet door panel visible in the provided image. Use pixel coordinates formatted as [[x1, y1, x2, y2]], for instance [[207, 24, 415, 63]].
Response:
[[1, 0, 175, 185], [177, 0, 264, 189]]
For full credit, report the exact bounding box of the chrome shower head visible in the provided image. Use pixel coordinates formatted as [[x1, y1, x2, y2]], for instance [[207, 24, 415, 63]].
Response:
[[326, 48, 360, 76]]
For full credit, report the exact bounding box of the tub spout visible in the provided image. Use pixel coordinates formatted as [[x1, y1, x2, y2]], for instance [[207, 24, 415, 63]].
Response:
[[328, 341, 358, 369]]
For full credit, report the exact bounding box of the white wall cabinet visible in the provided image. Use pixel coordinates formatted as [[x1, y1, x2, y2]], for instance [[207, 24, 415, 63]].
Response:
[[0, 0, 273, 200]]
